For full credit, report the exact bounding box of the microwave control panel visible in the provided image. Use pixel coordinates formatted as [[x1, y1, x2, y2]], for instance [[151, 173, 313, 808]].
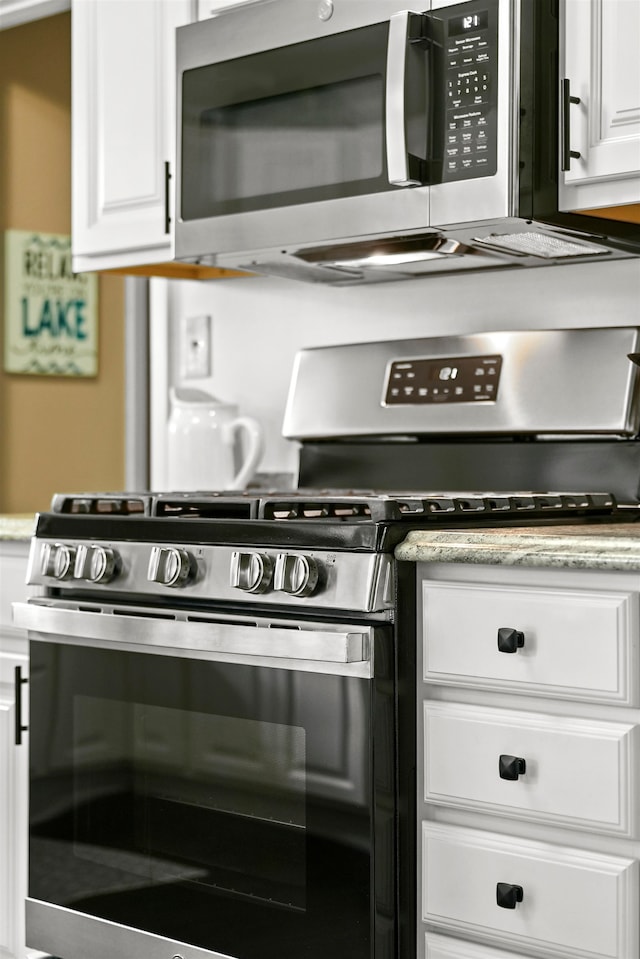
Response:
[[383, 354, 503, 405], [436, 0, 499, 182]]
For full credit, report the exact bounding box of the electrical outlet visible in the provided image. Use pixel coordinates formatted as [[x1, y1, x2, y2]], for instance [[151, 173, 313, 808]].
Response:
[[180, 315, 211, 380]]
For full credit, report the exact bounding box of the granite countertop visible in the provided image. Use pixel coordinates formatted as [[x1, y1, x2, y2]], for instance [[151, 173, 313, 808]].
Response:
[[0, 514, 36, 541], [395, 523, 640, 570]]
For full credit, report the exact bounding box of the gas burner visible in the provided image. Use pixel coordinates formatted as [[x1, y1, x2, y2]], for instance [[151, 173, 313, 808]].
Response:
[[50, 493, 151, 515], [256, 491, 617, 522]]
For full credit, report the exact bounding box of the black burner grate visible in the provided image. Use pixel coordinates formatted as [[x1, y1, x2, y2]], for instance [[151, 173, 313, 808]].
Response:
[[48, 490, 619, 524]]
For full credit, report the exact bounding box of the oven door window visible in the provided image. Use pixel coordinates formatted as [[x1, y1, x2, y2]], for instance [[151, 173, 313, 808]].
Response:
[[29, 641, 391, 959], [180, 24, 392, 219]]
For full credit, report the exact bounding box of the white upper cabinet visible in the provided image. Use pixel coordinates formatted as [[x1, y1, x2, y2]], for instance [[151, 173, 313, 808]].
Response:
[[0, 0, 69, 30], [559, 0, 640, 211], [71, 0, 193, 273]]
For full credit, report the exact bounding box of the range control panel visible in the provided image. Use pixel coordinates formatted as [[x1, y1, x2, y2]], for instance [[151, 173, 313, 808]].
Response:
[[438, 0, 499, 182], [28, 539, 394, 613], [384, 354, 502, 405], [283, 328, 640, 439]]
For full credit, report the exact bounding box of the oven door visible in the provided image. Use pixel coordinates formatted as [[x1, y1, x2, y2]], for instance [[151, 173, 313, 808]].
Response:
[[15, 600, 395, 959]]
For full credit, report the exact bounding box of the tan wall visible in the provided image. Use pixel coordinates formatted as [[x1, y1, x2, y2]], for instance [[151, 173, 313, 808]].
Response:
[[0, 12, 125, 513]]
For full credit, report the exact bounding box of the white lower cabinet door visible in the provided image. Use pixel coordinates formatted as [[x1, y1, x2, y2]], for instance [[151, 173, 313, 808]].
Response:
[[0, 676, 16, 957], [0, 650, 29, 959], [423, 701, 638, 835], [422, 823, 639, 959]]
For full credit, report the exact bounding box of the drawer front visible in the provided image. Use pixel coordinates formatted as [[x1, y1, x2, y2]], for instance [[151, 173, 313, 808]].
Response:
[[425, 932, 531, 958], [422, 823, 639, 959], [423, 702, 638, 835], [422, 582, 636, 704]]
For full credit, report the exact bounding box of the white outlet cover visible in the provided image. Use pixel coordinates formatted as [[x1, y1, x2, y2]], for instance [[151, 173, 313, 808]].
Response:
[[181, 315, 211, 379]]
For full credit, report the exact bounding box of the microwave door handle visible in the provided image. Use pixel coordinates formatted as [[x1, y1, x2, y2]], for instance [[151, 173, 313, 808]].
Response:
[[386, 11, 430, 187]]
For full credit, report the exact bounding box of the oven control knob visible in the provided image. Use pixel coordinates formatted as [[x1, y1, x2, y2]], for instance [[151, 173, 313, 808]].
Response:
[[274, 553, 320, 597], [230, 551, 274, 593], [41, 542, 76, 580], [74, 544, 119, 583], [148, 546, 193, 587]]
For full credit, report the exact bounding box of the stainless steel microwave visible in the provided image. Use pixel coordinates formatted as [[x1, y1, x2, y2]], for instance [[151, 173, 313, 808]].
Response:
[[175, 0, 640, 283]]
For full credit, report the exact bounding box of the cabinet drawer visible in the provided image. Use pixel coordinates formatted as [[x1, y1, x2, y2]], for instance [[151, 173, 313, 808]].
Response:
[[422, 582, 637, 704], [422, 823, 639, 959], [423, 702, 638, 835], [425, 932, 530, 958]]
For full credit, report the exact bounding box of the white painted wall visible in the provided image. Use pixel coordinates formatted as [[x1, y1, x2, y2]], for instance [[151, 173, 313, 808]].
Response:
[[150, 258, 640, 487]]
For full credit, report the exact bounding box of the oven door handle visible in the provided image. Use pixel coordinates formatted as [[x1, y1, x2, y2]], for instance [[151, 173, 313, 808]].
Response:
[[13, 602, 372, 672]]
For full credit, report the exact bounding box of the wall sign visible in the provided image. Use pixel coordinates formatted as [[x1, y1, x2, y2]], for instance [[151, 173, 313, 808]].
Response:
[[3, 230, 98, 376]]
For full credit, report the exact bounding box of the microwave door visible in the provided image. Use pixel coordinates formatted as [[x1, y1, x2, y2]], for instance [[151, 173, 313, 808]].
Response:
[[176, 3, 438, 260]]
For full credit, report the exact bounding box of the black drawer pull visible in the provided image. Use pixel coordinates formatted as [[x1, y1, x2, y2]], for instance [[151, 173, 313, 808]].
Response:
[[499, 754, 526, 780], [496, 882, 523, 909], [497, 627, 525, 653]]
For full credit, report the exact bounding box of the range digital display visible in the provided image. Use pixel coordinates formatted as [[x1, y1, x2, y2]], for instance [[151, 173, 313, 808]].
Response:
[[384, 354, 502, 405]]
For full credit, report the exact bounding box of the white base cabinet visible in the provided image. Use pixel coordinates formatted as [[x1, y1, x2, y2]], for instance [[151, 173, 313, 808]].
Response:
[[424, 822, 638, 959], [424, 700, 639, 835], [0, 541, 41, 959], [425, 933, 544, 959], [0, 648, 29, 959], [417, 561, 640, 959], [559, 0, 640, 212]]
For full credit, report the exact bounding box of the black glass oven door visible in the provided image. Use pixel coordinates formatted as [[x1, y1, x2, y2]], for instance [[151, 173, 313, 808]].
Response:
[[28, 637, 394, 959]]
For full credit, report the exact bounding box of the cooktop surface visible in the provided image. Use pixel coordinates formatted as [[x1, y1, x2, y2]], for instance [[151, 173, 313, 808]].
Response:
[[49, 489, 623, 521]]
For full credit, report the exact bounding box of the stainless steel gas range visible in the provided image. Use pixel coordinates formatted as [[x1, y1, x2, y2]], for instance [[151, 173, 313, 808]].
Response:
[[14, 328, 640, 959]]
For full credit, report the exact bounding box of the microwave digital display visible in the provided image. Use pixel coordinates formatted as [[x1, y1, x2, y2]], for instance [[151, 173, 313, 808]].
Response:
[[449, 11, 489, 37]]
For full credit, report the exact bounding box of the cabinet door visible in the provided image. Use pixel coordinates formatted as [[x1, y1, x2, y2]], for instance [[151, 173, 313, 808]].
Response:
[[559, 0, 640, 210], [0, 650, 29, 959], [71, 0, 193, 272]]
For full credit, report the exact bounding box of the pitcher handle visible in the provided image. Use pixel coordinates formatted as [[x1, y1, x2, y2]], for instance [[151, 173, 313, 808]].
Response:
[[225, 417, 264, 490]]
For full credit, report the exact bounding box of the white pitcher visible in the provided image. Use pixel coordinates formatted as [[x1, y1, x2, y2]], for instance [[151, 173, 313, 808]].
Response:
[[167, 387, 264, 491]]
